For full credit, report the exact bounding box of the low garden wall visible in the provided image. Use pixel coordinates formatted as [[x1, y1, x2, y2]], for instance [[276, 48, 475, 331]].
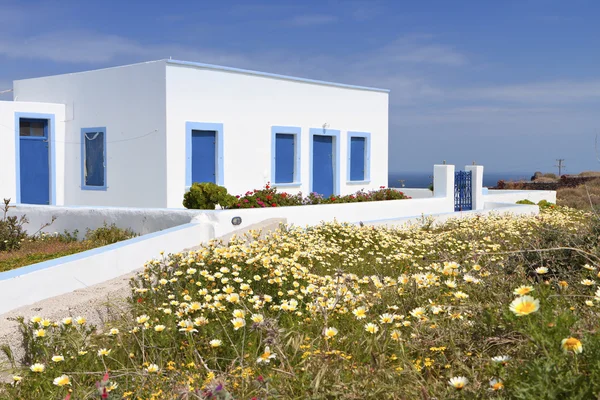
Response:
[[0, 222, 214, 315], [192, 196, 454, 237], [484, 190, 556, 204], [398, 188, 434, 198], [11, 204, 199, 238], [9, 195, 455, 239]]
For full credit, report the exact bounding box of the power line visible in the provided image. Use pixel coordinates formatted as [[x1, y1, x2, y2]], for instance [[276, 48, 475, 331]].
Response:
[[0, 121, 159, 144], [555, 159, 566, 176]]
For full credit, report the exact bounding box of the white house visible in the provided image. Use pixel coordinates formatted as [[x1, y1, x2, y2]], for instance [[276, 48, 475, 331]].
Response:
[[0, 60, 389, 208]]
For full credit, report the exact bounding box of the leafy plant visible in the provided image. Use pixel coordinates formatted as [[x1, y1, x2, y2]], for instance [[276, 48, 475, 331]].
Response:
[[0, 198, 28, 252], [227, 183, 410, 209], [84, 223, 136, 246], [183, 182, 236, 209], [516, 199, 535, 205], [537, 199, 555, 210]]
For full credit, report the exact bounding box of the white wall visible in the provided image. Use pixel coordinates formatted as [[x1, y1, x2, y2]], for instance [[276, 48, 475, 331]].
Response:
[[10, 204, 199, 238], [399, 188, 434, 198], [0, 222, 213, 315], [484, 190, 556, 204], [8, 196, 455, 241], [165, 63, 389, 208], [192, 197, 453, 237], [0, 101, 66, 204], [13, 61, 168, 207]]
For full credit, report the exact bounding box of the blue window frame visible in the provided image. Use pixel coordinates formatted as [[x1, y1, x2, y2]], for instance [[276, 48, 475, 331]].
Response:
[[347, 131, 371, 183], [271, 126, 301, 186], [185, 122, 224, 189], [81, 127, 107, 190]]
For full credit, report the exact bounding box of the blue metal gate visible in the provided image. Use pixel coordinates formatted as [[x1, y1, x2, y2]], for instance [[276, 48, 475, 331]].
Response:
[[454, 171, 472, 211]]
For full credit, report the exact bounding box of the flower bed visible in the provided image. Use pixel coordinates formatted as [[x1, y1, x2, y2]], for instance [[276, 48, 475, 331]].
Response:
[[1, 198, 137, 273], [3, 207, 600, 398], [183, 182, 410, 209]]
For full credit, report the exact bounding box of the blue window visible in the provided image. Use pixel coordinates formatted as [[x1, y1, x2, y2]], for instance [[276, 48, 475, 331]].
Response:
[[271, 126, 301, 185], [81, 127, 107, 190], [347, 132, 371, 183]]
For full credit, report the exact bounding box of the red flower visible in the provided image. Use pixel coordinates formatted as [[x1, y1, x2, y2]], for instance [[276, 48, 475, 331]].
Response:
[[272, 203, 277, 207], [137, 297, 143, 303]]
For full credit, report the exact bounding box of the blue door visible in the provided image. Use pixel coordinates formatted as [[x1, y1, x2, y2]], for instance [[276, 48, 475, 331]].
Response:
[[19, 118, 50, 204], [312, 135, 334, 196], [191, 130, 216, 184]]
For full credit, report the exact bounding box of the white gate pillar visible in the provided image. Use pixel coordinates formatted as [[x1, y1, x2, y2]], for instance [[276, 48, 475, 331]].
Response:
[[433, 164, 455, 212], [465, 165, 484, 210]]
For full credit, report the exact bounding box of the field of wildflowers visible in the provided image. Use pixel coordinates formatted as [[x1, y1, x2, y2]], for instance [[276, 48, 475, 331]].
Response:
[[2, 206, 600, 399]]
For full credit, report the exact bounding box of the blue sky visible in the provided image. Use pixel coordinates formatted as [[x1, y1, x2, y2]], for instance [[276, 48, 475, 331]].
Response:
[[1, 0, 600, 175]]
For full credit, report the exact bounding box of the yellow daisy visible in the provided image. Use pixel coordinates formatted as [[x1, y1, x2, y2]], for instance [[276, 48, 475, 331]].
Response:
[[509, 295, 540, 316], [561, 337, 583, 354]]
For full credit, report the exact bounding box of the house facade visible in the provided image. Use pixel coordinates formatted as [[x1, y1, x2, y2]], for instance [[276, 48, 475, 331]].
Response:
[[0, 60, 389, 208]]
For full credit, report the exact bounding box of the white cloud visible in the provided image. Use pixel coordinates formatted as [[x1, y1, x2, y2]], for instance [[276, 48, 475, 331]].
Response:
[[458, 81, 600, 104], [288, 14, 338, 26], [0, 80, 13, 100], [0, 30, 466, 105]]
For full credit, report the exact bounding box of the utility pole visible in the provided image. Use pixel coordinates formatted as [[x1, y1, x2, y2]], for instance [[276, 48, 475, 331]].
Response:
[[555, 159, 566, 176]]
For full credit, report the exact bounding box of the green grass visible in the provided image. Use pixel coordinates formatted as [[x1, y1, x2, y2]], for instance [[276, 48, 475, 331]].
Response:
[[0, 247, 89, 272], [3, 207, 600, 399], [0, 223, 137, 273]]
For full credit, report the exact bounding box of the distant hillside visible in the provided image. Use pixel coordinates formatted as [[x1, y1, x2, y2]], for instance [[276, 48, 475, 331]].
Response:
[[496, 171, 600, 211]]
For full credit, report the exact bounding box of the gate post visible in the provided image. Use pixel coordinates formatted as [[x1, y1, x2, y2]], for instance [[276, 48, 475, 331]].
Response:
[[433, 164, 455, 212], [465, 165, 484, 210]]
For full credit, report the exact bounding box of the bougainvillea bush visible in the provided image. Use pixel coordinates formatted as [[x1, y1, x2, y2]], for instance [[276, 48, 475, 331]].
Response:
[[227, 183, 410, 209], [182, 182, 410, 209], [3, 207, 600, 399]]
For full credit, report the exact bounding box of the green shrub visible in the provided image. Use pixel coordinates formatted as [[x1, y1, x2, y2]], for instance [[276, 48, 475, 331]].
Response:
[[0, 198, 28, 252], [183, 182, 236, 209], [84, 223, 136, 246], [516, 199, 535, 205], [537, 199, 555, 209]]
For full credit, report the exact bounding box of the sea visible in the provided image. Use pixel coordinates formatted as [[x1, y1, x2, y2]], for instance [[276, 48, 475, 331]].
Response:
[[388, 171, 532, 189]]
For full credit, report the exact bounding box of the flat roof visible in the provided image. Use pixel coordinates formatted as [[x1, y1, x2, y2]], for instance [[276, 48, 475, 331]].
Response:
[[166, 59, 390, 93], [13, 59, 390, 93]]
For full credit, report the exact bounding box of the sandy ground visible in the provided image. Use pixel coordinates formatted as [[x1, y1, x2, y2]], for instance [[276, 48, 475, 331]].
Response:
[[0, 218, 284, 378]]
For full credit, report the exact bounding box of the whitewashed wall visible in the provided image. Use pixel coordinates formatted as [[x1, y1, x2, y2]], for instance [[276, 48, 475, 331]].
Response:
[[484, 190, 556, 204], [0, 101, 66, 204], [13, 61, 168, 208], [165, 62, 389, 208], [10, 204, 198, 238], [400, 188, 434, 198], [0, 222, 214, 315]]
